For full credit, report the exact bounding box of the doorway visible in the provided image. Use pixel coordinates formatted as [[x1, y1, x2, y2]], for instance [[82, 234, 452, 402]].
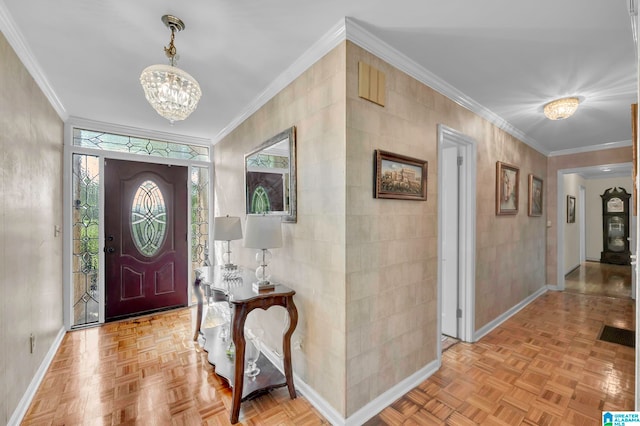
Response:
[[555, 163, 634, 291], [437, 125, 476, 352], [104, 159, 189, 320]]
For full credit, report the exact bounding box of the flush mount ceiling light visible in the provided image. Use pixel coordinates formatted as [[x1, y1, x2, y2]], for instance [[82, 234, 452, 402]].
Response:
[[140, 15, 202, 124], [543, 97, 580, 121]]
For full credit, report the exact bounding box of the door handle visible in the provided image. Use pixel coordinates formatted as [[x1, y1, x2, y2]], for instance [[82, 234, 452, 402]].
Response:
[[104, 247, 115, 254]]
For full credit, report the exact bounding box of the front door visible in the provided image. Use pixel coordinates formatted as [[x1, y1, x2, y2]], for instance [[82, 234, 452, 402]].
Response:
[[104, 159, 188, 320]]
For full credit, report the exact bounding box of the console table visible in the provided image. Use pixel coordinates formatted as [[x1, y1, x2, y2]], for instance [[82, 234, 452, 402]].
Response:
[[193, 266, 298, 424]]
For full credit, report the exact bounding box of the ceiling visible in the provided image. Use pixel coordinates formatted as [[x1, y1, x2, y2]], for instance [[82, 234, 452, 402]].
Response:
[[0, 0, 637, 157]]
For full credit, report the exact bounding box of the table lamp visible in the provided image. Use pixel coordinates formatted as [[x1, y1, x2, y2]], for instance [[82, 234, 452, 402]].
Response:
[[243, 214, 282, 291], [214, 215, 243, 270]]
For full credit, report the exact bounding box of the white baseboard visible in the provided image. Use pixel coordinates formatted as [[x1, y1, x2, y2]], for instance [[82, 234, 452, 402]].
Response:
[[344, 359, 440, 426], [8, 326, 66, 426], [260, 345, 346, 425], [565, 263, 581, 276], [261, 344, 441, 426], [473, 286, 548, 342]]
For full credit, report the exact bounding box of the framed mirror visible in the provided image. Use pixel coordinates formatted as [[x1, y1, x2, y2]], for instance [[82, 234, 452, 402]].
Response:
[[245, 126, 297, 222]]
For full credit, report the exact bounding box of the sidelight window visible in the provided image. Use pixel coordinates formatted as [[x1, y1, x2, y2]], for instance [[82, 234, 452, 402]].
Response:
[[71, 154, 100, 326]]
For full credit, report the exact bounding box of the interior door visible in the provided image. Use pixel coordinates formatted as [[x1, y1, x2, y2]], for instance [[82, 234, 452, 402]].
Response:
[[104, 159, 188, 320], [441, 145, 459, 338]]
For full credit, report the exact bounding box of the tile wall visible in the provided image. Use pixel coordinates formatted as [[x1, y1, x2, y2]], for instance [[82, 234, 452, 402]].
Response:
[[213, 43, 348, 414], [344, 42, 548, 415], [0, 31, 64, 423]]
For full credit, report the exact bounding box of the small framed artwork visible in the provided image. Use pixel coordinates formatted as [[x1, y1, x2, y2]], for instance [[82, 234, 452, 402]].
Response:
[[374, 150, 428, 200], [496, 161, 519, 215], [528, 175, 543, 217], [567, 195, 576, 223]]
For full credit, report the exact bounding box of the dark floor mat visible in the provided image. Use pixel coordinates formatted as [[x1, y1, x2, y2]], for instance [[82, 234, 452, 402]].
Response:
[[599, 325, 635, 348]]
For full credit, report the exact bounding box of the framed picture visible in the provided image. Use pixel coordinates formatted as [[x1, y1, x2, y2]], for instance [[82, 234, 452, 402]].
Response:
[[496, 161, 519, 215], [374, 150, 428, 200], [528, 174, 543, 217], [567, 195, 576, 223]]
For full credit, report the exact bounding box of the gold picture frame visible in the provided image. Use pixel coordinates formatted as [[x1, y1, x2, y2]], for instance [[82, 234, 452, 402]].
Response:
[[528, 174, 543, 217], [496, 161, 519, 215], [374, 150, 428, 200]]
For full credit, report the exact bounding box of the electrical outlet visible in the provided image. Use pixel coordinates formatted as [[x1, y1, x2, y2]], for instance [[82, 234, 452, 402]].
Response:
[[30, 333, 35, 354], [293, 337, 303, 351]]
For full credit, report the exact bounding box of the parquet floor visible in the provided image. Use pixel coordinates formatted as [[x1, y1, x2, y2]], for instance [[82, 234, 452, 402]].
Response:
[[365, 291, 635, 425], [22, 273, 635, 425], [21, 308, 328, 425], [565, 261, 632, 299]]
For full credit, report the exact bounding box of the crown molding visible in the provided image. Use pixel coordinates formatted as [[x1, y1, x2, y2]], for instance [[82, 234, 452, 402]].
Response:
[[547, 139, 632, 157], [0, 0, 67, 120], [214, 16, 548, 155], [213, 18, 347, 144], [344, 17, 549, 156]]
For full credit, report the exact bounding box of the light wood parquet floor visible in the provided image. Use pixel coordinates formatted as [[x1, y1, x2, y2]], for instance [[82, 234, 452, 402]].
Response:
[[21, 309, 328, 425], [565, 261, 632, 299], [22, 265, 635, 425], [366, 291, 635, 425]]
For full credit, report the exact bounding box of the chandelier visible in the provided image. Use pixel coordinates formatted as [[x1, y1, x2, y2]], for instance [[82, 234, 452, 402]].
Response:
[[140, 15, 202, 123], [543, 97, 580, 120]]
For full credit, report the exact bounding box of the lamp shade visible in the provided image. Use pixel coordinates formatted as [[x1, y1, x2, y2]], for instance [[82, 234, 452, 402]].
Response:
[[213, 216, 242, 241], [244, 215, 282, 249]]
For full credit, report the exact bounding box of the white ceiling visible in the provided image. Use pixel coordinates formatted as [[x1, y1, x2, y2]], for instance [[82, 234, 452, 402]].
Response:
[[0, 0, 637, 157]]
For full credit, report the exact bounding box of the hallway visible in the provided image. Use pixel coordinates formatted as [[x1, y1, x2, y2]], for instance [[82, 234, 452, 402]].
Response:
[[21, 283, 635, 424]]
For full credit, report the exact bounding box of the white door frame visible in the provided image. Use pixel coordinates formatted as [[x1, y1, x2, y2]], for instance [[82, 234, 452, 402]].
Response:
[[437, 125, 477, 354], [579, 185, 586, 264]]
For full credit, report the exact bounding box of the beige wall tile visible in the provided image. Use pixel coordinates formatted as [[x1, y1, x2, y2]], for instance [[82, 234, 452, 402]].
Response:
[[213, 43, 348, 415], [0, 32, 64, 424], [345, 41, 548, 415]]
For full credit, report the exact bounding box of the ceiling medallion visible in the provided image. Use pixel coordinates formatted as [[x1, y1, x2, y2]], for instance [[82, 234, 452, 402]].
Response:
[[543, 97, 580, 121], [140, 15, 202, 124]]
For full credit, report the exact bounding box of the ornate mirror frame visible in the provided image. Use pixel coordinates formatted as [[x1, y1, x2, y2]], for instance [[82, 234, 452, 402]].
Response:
[[244, 126, 297, 223]]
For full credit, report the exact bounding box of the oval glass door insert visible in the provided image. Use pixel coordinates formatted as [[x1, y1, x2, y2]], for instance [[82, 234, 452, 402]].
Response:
[[131, 180, 167, 256]]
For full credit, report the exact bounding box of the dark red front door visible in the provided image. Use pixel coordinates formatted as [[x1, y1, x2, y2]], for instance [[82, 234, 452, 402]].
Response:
[[104, 159, 188, 320]]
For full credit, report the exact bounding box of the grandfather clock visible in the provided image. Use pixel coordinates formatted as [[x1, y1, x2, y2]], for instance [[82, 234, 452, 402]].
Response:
[[600, 187, 631, 265]]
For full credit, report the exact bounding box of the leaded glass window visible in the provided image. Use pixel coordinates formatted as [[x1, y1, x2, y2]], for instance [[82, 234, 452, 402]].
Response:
[[251, 186, 271, 214], [191, 167, 209, 267], [246, 153, 288, 169], [73, 128, 209, 161], [72, 154, 100, 327], [131, 180, 167, 256]]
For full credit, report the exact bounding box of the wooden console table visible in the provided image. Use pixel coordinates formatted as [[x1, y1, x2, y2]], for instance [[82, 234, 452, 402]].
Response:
[[193, 266, 298, 424]]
